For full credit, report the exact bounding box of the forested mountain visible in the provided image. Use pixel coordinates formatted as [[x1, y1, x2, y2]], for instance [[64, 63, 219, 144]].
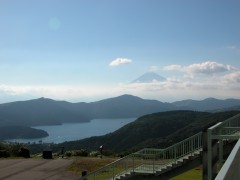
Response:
[[0, 126, 48, 140], [0, 97, 90, 126], [56, 110, 240, 153], [1, 94, 240, 127], [86, 94, 174, 118], [172, 98, 240, 111]]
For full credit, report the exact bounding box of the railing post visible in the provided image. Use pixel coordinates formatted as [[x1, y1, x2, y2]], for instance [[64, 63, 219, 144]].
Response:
[[191, 138, 193, 156], [153, 156, 155, 173], [174, 145, 177, 162], [132, 154, 135, 173], [113, 164, 115, 180], [206, 125, 219, 180], [207, 128, 212, 180], [125, 158, 127, 173], [183, 142, 185, 156], [218, 127, 223, 169], [200, 134, 202, 148], [219, 140, 223, 168], [202, 128, 208, 180]]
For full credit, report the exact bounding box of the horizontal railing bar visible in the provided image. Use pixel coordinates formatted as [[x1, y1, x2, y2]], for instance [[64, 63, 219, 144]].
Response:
[[134, 149, 163, 155], [212, 135, 240, 140], [210, 113, 240, 130], [163, 132, 202, 151], [208, 122, 222, 130], [222, 127, 240, 130]]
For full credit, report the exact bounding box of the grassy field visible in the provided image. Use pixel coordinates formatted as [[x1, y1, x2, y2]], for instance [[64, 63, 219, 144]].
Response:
[[170, 166, 202, 180], [67, 157, 117, 176]]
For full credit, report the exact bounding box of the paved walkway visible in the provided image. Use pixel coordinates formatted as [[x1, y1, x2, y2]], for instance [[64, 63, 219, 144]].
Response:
[[0, 158, 79, 180]]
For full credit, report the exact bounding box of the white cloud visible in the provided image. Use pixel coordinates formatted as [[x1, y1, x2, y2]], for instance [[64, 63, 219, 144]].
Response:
[[0, 61, 239, 103], [118, 76, 240, 101], [222, 72, 240, 83], [163, 61, 239, 75], [186, 61, 235, 74], [120, 61, 240, 101], [109, 58, 132, 67], [162, 64, 182, 71], [0, 84, 121, 103], [1, 74, 240, 104]]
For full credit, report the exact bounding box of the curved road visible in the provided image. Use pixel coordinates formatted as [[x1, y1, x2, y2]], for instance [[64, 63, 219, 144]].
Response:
[[0, 158, 79, 180]]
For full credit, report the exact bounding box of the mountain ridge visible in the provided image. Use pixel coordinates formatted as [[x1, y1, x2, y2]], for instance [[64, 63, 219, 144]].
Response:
[[172, 97, 240, 111], [0, 94, 240, 127]]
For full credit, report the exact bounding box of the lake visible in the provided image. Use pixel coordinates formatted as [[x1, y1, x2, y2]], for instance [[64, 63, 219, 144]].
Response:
[[8, 118, 136, 144]]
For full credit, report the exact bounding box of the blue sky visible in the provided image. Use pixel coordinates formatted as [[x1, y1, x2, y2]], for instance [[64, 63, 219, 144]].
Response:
[[0, 0, 240, 103]]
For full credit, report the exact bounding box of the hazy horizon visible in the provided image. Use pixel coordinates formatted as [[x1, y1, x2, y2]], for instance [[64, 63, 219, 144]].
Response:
[[1, 93, 240, 105], [1, 0, 240, 103]]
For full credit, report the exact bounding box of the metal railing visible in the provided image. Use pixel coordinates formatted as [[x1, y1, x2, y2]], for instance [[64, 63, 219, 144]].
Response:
[[79, 154, 135, 180], [215, 139, 240, 180], [210, 113, 240, 139], [161, 132, 202, 161], [79, 132, 202, 180], [206, 113, 240, 180], [79, 113, 240, 180]]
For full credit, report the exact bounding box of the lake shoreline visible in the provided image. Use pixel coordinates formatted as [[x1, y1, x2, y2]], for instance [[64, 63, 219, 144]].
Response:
[[6, 118, 137, 144]]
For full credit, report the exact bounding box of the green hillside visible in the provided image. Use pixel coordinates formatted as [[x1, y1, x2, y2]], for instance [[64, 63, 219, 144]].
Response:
[[55, 110, 240, 153]]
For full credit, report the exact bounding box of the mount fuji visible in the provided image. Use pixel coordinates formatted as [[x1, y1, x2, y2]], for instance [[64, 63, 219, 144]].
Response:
[[132, 72, 166, 83]]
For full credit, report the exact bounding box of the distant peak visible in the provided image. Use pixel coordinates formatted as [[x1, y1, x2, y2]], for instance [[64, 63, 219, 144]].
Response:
[[203, 97, 219, 101], [35, 97, 55, 102], [118, 94, 137, 97], [117, 94, 142, 99], [132, 72, 166, 83], [38, 97, 49, 100]]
